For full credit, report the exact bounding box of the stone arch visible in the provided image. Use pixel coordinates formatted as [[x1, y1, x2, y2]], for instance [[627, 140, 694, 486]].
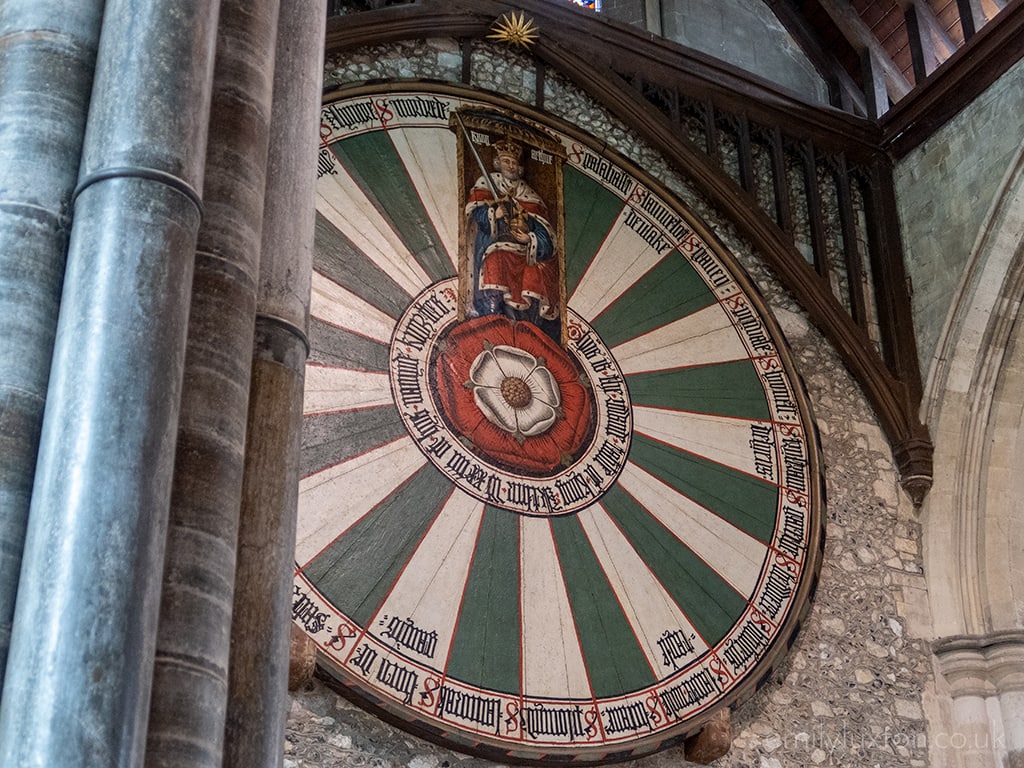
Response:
[[922, 143, 1024, 767]]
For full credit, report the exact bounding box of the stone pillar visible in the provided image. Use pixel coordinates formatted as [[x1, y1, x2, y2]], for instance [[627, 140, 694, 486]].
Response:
[[144, 3, 280, 768], [222, 4, 325, 767], [935, 632, 1024, 768], [0, 1, 219, 766], [949, 694, 997, 767], [0, 0, 103, 686], [988, 640, 1024, 768]]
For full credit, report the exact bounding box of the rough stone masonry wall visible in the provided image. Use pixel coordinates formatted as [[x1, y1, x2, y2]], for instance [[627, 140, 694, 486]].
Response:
[[291, 39, 936, 767]]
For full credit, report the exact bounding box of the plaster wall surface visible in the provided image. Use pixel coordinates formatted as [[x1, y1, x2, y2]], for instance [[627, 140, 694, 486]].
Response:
[[293, 38, 937, 768], [600, 0, 828, 103], [599, 0, 646, 28], [894, 57, 1024, 380], [660, 0, 828, 103]]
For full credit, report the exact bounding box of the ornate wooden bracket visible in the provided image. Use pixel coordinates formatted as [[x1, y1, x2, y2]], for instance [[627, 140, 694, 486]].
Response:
[[684, 708, 732, 764], [288, 622, 318, 691]]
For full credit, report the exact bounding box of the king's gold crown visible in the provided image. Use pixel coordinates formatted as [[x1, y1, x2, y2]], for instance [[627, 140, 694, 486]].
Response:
[[493, 139, 523, 161]]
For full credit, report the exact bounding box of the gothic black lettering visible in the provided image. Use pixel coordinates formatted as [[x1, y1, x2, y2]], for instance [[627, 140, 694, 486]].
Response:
[[657, 628, 697, 669], [445, 451, 471, 478], [438, 686, 502, 734], [425, 435, 451, 460], [390, 95, 450, 121], [376, 658, 419, 706], [728, 298, 775, 354], [749, 423, 776, 482], [776, 504, 806, 559], [639, 192, 692, 243], [623, 208, 671, 254], [458, 461, 486, 491], [659, 668, 721, 720], [597, 373, 624, 396], [573, 332, 602, 361], [484, 473, 503, 504], [580, 151, 633, 195], [593, 440, 625, 476], [350, 644, 378, 677], [323, 100, 376, 132], [761, 370, 798, 417], [397, 295, 449, 352], [757, 563, 796, 620], [317, 148, 337, 178], [603, 700, 654, 734], [393, 353, 423, 407], [518, 704, 591, 741], [381, 615, 438, 658], [582, 462, 603, 487], [605, 398, 630, 441], [406, 408, 440, 440], [689, 246, 731, 289], [291, 588, 328, 634], [781, 436, 808, 494], [721, 619, 771, 671], [555, 472, 595, 506], [505, 481, 559, 514]]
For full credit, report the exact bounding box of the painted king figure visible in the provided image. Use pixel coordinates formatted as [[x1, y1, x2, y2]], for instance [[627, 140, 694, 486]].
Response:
[[465, 139, 561, 342]]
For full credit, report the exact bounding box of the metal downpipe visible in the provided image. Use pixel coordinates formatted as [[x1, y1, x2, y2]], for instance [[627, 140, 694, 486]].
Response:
[[0, 0, 104, 687], [0, 0, 220, 765], [223, 4, 326, 767], [144, 2, 280, 767]]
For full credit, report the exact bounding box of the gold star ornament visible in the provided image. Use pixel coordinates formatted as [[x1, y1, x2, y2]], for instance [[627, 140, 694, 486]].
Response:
[[488, 11, 539, 49]]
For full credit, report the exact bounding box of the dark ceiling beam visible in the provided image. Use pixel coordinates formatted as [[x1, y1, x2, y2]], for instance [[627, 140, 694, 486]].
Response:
[[882, 0, 1024, 156], [816, 0, 913, 102], [861, 47, 891, 117], [957, 0, 989, 39], [904, 3, 941, 81], [761, 0, 869, 116], [911, 0, 957, 56]]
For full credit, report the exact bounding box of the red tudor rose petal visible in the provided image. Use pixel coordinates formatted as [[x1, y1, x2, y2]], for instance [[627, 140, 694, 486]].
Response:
[[468, 419, 563, 473], [510, 321, 579, 386], [434, 316, 594, 475], [434, 317, 509, 435]]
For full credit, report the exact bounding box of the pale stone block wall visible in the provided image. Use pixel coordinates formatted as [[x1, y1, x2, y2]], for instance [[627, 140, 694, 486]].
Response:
[[894, 57, 1024, 381], [599, 0, 828, 103], [659, 0, 828, 103]]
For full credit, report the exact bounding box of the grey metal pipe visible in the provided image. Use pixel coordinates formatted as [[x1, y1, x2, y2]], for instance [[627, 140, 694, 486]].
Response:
[[0, 0, 103, 688], [144, 2, 280, 767], [0, 0, 220, 765], [223, 4, 325, 767]]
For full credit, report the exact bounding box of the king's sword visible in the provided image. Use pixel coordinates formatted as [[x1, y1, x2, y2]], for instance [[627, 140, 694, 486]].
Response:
[[454, 112, 529, 250], [454, 110, 503, 202]]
